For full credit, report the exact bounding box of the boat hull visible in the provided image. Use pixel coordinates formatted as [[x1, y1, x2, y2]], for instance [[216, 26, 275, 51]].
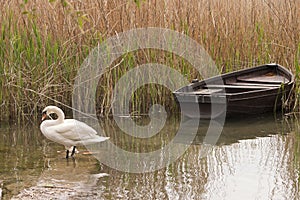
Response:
[[173, 63, 294, 119]]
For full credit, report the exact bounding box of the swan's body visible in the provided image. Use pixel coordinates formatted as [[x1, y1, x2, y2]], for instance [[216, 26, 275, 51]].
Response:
[[40, 106, 109, 158]]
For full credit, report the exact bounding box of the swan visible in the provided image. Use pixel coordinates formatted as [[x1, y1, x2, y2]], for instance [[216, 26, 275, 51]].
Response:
[[40, 105, 109, 158]]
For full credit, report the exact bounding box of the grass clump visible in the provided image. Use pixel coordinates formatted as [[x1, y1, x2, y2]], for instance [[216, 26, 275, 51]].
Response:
[[0, 0, 299, 122]]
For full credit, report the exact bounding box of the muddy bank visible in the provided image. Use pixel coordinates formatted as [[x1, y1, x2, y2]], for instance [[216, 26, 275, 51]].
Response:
[[11, 172, 109, 200], [6, 153, 109, 200], [11, 184, 104, 200]]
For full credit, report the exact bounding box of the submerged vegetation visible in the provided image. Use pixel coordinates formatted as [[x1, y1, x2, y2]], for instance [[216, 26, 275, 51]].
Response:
[[0, 0, 299, 122]]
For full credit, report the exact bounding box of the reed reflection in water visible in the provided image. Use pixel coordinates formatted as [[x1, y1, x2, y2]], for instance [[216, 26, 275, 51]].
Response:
[[0, 115, 299, 199], [99, 115, 300, 199]]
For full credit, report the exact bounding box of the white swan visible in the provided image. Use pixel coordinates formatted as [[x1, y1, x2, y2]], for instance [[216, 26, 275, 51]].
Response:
[[40, 105, 109, 158]]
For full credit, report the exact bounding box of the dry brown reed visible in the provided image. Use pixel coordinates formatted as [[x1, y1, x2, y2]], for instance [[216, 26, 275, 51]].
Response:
[[0, 0, 299, 122]]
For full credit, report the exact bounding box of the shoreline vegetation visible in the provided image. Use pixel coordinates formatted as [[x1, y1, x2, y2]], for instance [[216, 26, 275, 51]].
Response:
[[0, 0, 299, 122]]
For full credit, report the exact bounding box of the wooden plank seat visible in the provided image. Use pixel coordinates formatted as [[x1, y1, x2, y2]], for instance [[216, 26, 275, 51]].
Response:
[[228, 82, 279, 87], [204, 84, 278, 89], [237, 75, 289, 84]]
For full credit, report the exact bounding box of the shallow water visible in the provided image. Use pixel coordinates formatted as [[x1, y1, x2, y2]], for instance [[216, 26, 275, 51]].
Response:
[[0, 115, 300, 199]]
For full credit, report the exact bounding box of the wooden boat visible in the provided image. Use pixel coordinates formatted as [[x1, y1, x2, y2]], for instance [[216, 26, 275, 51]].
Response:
[[173, 63, 294, 119]]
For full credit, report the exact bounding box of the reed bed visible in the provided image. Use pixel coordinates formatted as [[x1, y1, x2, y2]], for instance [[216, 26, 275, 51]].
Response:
[[0, 0, 299, 122]]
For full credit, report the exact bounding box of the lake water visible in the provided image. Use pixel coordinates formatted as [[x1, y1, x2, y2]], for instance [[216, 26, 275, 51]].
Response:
[[0, 114, 299, 199]]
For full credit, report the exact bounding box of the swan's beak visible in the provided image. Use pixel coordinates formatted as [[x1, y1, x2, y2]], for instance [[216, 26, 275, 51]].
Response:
[[41, 112, 47, 121]]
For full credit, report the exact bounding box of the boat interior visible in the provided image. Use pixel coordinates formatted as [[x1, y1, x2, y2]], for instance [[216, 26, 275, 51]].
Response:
[[193, 68, 289, 95]]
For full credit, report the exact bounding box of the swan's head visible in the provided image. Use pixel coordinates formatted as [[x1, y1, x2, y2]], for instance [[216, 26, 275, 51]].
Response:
[[41, 106, 63, 121]]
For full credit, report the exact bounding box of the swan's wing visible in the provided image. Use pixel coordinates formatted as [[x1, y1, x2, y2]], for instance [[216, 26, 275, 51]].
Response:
[[53, 122, 82, 141], [54, 119, 108, 142], [41, 122, 76, 147]]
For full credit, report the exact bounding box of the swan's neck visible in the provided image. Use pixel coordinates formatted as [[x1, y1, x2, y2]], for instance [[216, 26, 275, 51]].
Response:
[[55, 108, 65, 123]]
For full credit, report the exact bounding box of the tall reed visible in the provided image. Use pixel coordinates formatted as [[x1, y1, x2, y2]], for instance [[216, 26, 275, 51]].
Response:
[[0, 0, 299, 122]]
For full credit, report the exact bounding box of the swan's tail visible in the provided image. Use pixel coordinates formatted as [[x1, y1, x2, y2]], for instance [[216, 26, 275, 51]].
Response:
[[80, 137, 110, 146]]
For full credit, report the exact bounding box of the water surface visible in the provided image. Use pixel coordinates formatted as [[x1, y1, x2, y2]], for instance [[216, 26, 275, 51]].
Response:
[[0, 115, 299, 199]]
